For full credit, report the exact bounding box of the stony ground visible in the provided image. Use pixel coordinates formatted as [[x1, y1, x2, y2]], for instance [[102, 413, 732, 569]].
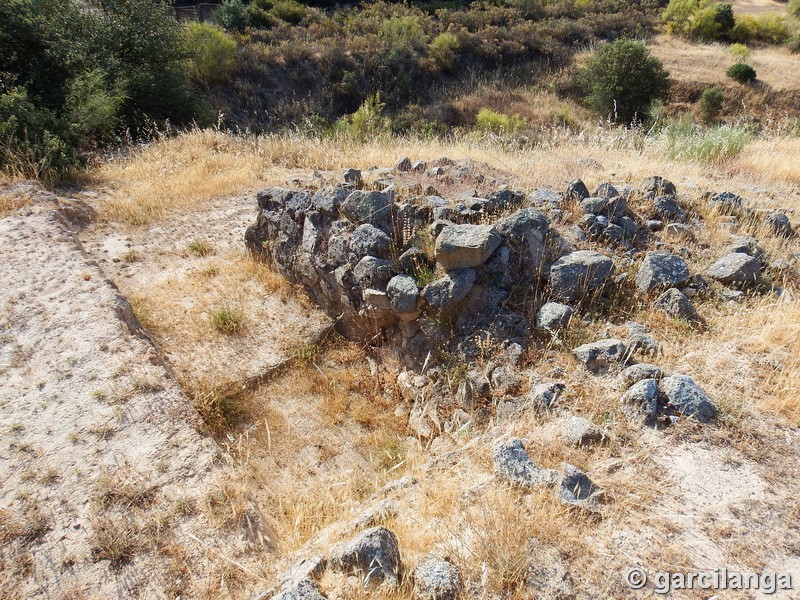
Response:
[[1, 155, 799, 600]]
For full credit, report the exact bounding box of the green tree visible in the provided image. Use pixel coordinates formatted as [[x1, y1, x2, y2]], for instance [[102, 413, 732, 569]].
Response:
[[0, 0, 205, 176], [579, 39, 670, 123]]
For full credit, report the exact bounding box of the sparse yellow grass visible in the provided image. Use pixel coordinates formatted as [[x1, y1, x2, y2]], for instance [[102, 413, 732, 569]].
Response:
[[649, 35, 800, 91], [92, 125, 800, 228], [0, 189, 32, 217]]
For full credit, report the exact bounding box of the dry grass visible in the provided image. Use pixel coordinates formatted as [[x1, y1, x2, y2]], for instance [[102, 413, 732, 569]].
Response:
[[0, 189, 32, 217], [90, 124, 800, 232], [649, 35, 800, 92]]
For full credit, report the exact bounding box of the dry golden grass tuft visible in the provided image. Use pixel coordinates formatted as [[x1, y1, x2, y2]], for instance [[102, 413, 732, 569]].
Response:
[[0, 189, 32, 217]]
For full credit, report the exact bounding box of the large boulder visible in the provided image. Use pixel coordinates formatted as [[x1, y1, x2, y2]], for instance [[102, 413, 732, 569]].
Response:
[[413, 556, 462, 600], [328, 526, 402, 586], [572, 339, 628, 374], [635, 251, 690, 293], [435, 224, 502, 270], [549, 251, 614, 302], [495, 209, 550, 274], [493, 438, 557, 488], [706, 252, 760, 285], [421, 269, 476, 309], [660, 375, 717, 422], [340, 190, 392, 229]]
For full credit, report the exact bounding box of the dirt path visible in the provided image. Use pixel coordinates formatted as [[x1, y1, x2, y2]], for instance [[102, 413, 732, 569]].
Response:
[[0, 198, 238, 598]]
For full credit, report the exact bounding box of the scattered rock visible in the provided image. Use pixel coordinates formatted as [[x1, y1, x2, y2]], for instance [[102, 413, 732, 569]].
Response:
[[706, 252, 760, 285], [653, 288, 698, 321], [435, 224, 502, 270], [561, 416, 606, 447], [660, 375, 717, 422], [566, 179, 590, 201], [763, 212, 793, 238], [618, 364, 661, 389], [549, 251, 614, 302], [328, 526, 402, 586], [652, 196, 685, 221], [557, 464, 603, 509], [593, 182, 618, 198], [493, 438, 558, 488], [635, 251, 690, 293], [413, 556, 462, 600], [530, 382, 565, 410], [490, 365, 524, 396], [535, 302, 573, 332], [343, 168, 363, 186], [572, 339, 628, 374], [268, 579, 327, 600], [620, 378, 659, 422], [396, 157, 412, 172], [642, 176, 676, 199]]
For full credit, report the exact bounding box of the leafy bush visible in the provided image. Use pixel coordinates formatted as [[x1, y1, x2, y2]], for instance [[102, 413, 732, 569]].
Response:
[[475, 108, 526, 133], [787, 35, 800, 54], [429, 31, 461, 69], [699, 85, 724, 122], [731, 13, 791, 44], [270, 0, 309, 24], [713, 4, 735, 38], [730, 43, 750, 62], [336, 94, 392, 141], [183, 23, 238, 86], [579, 39, 670, 123], [0, 0, 204, 176], [216, 0, 248, 32], [727, 62, 757, 83], [791, 0, 800, 17]]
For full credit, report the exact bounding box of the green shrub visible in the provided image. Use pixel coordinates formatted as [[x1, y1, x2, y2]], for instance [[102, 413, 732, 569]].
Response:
[[0, 0, 203, 176], [379, 15, 429, 52], [475, 108, 526, 133], [730, 43, 750, 62], [579, 39, 670, 123], [731, 13, 791, 44], [270, 0, 309, 24], [182, 23, 237, 86], [336, 94, 392, 141], [727, 62, 757, 83], [787, 35, 800, 54], [216, 0, 248, 32], [430, 31, 461, 69], [713, 4, 735, 38], [688, 5, 721, 42], [699, 85, 724, 122], [790, 0, 800, 17]]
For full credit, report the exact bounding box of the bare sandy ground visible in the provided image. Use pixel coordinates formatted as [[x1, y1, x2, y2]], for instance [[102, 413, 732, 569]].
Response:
[[0, 196, 236, 598]]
